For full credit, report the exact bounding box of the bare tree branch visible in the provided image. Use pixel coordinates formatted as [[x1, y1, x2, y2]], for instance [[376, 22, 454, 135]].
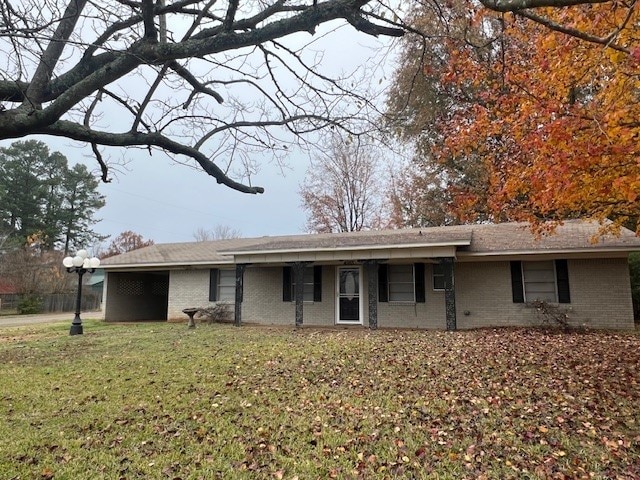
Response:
[[515, 8, 633, 52], [25, 0, 89, 106], [0, 0, 409, 195], [481, 0, 609, 11], [40, 119, 265, 193]]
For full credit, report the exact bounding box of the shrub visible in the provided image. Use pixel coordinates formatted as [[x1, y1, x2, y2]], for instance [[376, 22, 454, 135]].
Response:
[[195, 304, 233, 323], [17, 294, 43, 314], [527, 300, 575, 331]]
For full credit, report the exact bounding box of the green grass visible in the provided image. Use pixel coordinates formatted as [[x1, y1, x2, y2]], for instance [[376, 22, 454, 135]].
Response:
[[1, 321, 639, 479]]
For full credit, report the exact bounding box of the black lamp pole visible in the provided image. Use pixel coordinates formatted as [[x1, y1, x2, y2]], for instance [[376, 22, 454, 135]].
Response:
[[63, 251, 100, 336]]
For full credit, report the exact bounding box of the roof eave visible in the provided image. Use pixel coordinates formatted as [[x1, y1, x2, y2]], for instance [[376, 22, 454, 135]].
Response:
[[458, 247, 638, 260], [101, 259, 235, 270], [221, 239, 472, 256]]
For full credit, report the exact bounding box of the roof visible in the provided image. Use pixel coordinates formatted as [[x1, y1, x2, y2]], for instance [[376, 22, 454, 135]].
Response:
[[86, 269, 104, 286], [100, 220, 640, 269], [459, 221, 640, 255], [100, 237, 265, 268]]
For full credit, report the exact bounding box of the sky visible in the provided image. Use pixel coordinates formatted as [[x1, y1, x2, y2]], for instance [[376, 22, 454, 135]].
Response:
[[3, 16, 399, 248], [95, 151, 310, 243], [88, 26, 396, 245]]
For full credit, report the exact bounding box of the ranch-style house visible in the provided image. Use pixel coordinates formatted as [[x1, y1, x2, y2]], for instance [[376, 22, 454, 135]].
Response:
[[100, 221, 640, 330]]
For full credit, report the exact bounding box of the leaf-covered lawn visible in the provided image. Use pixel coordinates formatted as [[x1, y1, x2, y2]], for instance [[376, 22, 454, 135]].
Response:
[[1, 321, 639, 479]]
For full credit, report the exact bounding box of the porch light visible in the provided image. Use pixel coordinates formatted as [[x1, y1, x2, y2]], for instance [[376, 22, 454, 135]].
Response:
[[62, 250, 100, 336]]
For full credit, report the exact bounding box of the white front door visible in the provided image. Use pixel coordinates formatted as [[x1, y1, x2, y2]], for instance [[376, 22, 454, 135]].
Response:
[[336, 266, 363, 324]]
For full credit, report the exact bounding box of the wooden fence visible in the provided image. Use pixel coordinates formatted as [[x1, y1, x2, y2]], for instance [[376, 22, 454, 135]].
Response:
[[0, 293, 102, 313]]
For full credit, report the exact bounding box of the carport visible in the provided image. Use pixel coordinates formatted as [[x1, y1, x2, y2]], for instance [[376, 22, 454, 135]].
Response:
[[103, 271, 169, 321]]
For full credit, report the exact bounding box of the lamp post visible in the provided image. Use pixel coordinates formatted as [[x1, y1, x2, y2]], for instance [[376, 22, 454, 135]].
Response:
[[62, 250, 100, 336]]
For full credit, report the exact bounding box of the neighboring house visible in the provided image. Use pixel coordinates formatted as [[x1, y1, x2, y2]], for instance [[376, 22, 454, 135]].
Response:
[[86, 269, 104, 297], [100, 221, 640, 330], [0, 279, 16, 295], [0, 279, 17, 311]]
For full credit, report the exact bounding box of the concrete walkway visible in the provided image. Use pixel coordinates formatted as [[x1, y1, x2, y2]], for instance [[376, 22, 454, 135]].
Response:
[[0, 311, 104, 328]]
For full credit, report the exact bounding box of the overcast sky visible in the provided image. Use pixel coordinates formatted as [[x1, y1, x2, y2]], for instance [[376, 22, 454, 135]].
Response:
[[98, 24, 396, 246], [7, 21, 398, 248]]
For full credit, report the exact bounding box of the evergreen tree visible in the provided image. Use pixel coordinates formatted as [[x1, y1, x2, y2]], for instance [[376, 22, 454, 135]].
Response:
[[60, 164, 106, 254], [0, 140, 50, 241], [0, 141, 105, 250]]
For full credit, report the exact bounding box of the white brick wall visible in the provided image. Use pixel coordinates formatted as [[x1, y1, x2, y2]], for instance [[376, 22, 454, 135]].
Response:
[[161, 258, 634, 329], [455, 259, 634, 330], [167, 269, 218, 320], [243, 266, 336, 326]]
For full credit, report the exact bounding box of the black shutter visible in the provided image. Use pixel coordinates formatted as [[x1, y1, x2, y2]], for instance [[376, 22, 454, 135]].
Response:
[[510, 261, 524, 303], [282, 266, 292, 302], [209, 268, 218, 302], [414, 263, 426, 303], [378, 264, 389, 302], [555, 259, 571, 303], [313, 266, 322, 302]]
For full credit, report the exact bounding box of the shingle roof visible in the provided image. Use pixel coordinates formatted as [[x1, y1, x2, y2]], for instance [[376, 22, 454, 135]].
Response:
[[100, 220, 640, 268], [460, 221, 640, 254], [221, 227, 472, 253], [100, 237, 259, 266]]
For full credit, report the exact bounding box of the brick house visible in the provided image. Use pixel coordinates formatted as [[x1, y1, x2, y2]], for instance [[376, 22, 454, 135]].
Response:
[[100, 221, 640, 330]]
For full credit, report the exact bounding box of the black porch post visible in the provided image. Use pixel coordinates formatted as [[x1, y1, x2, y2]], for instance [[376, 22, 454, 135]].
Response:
[[365, 261, 379, 330], [292, 262, 305, 327], [439, 257, 457, 331], [234, 264, 247, 327]]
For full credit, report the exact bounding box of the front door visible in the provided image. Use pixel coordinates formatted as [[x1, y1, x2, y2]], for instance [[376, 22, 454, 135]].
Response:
[[336, 266, 363, 324]]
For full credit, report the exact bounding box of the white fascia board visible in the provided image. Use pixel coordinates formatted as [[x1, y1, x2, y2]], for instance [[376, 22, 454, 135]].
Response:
[[457, 248, 636, 261], [101, 259, 235, 270]]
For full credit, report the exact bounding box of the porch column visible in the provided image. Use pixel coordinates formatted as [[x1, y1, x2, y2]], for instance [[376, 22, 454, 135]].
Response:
[[234, 264, 247, 327], [365, 261, 378, 330], [439, 257, 457, 331], [292, 262, 306, 327]]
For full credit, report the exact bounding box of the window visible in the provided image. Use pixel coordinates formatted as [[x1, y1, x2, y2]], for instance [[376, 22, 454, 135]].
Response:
[[432, 263, 445, 291], [378, 263, 425, 303], [522, 261, 557, 302], [388, 264, 415, 302], [217, 270, 236, 302], [209, 269, 235, 302], [282, 266, 322, 302], [511, 260, 571, 304], [292, 267, 315, 301]]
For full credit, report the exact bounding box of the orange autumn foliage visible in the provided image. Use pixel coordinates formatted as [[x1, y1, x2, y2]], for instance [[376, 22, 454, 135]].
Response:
[[435, 2, 640, 234]]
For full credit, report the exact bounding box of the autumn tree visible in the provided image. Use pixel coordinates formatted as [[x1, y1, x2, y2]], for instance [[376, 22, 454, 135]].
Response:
[[389, 0, 640, 234], [385, 0, 509, 228], [0, 140, 106, 251], [0, 238, 74, 295], [193, 225, 242, 241], [0, 0, 407, 195], [101, 231, 154, 259], [300, 133, 387, 233]]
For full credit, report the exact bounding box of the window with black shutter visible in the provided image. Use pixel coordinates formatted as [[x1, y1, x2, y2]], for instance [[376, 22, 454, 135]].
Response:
[[511, 260, 571, 303], [209, 268, 235, 302], [282, 265, 322, 302], [377, 264, 425, 303]]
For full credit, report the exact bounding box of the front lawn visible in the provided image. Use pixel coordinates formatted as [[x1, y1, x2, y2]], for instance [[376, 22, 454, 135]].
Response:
[[1, 321, 639, 479]]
